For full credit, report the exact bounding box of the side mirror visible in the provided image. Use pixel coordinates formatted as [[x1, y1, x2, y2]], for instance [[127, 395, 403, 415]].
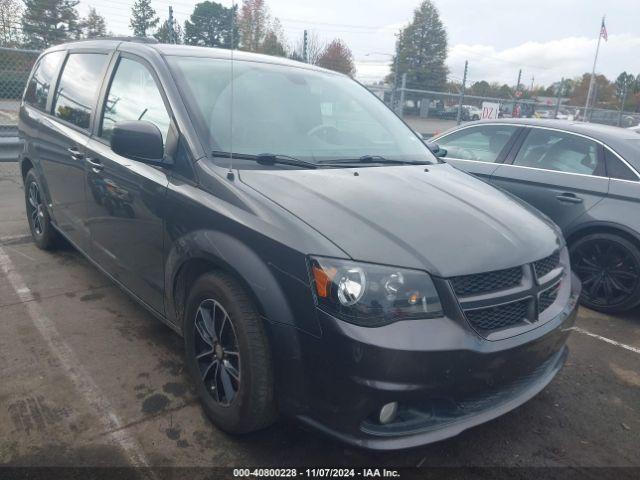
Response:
[[111, 120, 165, 164], [427, 142, 447, 158]]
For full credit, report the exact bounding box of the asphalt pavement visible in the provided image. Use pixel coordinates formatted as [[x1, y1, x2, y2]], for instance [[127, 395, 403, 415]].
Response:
[[0, 162, 638, 474]]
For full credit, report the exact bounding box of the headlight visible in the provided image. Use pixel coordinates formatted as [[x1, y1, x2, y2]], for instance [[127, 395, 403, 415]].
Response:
[[309, 256, 443, 326]]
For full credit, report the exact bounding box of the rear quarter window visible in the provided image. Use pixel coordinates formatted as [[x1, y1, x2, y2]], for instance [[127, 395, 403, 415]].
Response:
[[604, 148, 639, 181], [24, 51, 65, 111]]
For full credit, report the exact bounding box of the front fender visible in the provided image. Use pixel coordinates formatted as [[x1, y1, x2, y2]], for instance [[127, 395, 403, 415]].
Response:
[[164, 229, 321, 337]]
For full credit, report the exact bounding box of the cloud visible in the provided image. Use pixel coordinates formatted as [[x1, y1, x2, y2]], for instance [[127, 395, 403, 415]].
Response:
[[357, 34, 640, 86]]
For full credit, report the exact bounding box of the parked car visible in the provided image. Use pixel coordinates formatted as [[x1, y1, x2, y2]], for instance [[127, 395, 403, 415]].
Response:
[[588, 110, 637, 128], [534, 109, 553, 119], [463, 105, 481, 120], [19, 39, 580, 450], [430, 119, 640, 313], [628, 125, 640, 134]]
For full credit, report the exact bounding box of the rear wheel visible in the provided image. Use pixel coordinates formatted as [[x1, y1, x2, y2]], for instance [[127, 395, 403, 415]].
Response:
[[24, 169, 59, 250], [570, 233, 640, 313], [184, 271, 276, 433]]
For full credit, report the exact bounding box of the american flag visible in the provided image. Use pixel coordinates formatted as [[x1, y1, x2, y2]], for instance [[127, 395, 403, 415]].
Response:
[[600, 18, 608, 41]]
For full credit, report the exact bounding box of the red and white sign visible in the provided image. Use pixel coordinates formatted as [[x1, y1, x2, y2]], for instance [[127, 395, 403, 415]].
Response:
[[481, 102, 500, 120]]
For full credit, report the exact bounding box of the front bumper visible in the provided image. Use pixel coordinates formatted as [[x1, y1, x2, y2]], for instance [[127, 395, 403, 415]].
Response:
[[288, 273, 581, 450]]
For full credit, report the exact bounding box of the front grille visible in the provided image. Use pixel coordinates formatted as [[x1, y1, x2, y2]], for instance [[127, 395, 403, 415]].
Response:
[[451, 266, 523, 296], [539, 283, 560, 313], [534, 251, 560, 279], [465, 299, 529, 331]]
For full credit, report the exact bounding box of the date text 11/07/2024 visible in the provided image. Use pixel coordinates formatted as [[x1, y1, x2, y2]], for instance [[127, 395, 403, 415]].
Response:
[[233, 468, 401, 478]]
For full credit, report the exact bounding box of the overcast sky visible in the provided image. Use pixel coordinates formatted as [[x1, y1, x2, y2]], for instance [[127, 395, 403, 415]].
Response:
[[79, 0, 640, 86]]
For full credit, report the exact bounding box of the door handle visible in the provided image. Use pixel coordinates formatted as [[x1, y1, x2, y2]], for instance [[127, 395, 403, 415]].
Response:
[[556, 192, 583, 204], [85, 157, 104, 172], [67, 147, 84, 161]]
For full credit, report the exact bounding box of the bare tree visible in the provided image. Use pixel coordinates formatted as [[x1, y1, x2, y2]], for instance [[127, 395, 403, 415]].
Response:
[[238, 0, 269, 52], [0, 0, 22, 46], [292, 30, 324, 65]]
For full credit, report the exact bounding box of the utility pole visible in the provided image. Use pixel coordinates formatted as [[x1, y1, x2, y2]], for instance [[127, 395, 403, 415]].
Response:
[[303, 30, 308, 63], [617, 81, 629, 127], [391, 53, 400, 111], [530, 75, 535, 92], [585, 15, 606, 122], [168, 6, 175, 44], [456, 60, 468, 125], [554, 78, 564, 119], [396, 73, 407, 117], [512, 69, 522, 117]]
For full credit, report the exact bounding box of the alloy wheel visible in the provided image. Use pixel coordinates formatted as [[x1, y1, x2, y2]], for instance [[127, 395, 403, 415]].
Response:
[[572, 238, 639, 308], [194, 299, 241, 406], [27, 181, 45, 236]]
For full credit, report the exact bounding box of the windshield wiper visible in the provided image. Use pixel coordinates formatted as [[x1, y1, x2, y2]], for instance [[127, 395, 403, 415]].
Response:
[[321, 155, 432, 166], [211, 151, 318, 169]]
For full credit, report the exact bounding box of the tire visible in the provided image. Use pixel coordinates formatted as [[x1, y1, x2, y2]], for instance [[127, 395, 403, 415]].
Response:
[[184, 271, 276, 434], [570, 232, 640, 313], [24, 168, 59, 250]]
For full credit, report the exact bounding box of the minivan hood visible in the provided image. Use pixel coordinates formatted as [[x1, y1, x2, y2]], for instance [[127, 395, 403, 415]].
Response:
[[239, 163, 561, 277]]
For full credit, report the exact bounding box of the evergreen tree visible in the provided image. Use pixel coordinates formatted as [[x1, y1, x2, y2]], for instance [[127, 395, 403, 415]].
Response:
[[261, 31, 286, 56], [130, 0, 159, 38], [259, 19, 286, 56], [390, 0, 448, 91], [183, 1, 237, 49], [21, 0, 80, 48], [79, 7, 106, 39]]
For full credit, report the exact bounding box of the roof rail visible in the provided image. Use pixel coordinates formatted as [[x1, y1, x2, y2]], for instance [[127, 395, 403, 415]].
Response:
[[67, 36, 159, 45]]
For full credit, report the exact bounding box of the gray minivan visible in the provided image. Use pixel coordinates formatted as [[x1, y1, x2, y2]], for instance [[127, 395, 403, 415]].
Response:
[[431, 119, 640, 313], [19, 39, 580, 449]]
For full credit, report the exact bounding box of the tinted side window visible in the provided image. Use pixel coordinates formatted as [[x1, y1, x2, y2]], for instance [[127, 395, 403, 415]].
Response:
[[605, 148, 638, 181], [514, 129, 600, 175], [436, 125, 519, 162], [53, 53, 108, 129], [24, 51, 65, 111], [100, 58, 170, 143]]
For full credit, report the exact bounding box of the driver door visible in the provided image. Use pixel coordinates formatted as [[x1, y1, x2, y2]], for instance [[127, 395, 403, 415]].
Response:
[[84, 53, 173, 314]]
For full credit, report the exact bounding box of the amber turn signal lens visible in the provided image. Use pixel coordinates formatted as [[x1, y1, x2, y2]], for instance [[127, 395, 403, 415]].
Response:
[[312, 264, 336, 298]]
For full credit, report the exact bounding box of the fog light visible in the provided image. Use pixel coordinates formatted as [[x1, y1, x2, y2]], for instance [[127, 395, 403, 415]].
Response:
[[378, 402, 398, 425]]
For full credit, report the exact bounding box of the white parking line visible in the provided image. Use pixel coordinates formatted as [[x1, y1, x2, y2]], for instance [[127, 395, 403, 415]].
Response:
[[0, 246, 154, 472], [568, 326, 640, 355]]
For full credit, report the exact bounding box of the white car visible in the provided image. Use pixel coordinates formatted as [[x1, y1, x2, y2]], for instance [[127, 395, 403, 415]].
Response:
[[463, 105, 481, 120], [628, 125, 640, 134]]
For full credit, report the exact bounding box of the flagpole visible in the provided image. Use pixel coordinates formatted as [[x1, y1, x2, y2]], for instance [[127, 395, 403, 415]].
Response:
[[584, 15, 605, 121]]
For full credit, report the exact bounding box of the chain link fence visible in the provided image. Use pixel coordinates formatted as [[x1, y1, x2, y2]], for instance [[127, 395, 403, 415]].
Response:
[[0, 46, 39, 161], [369, 77, 640, 137]]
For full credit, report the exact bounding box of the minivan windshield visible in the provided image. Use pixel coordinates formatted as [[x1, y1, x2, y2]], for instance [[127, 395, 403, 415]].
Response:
[[167, 56, 435, 165]]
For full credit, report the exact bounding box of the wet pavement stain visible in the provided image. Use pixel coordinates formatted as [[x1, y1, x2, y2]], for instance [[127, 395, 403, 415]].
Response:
[[162, 382, 188, 398], [166, 427, 181, 441], [141, 393, 170, 414], [79, 292, 105, 302]]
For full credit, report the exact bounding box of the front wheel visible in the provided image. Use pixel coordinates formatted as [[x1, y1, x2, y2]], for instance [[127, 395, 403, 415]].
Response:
[[570, 233, 640, 313], [184, 271, 276, 434], [24, 169, 59, 250]]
